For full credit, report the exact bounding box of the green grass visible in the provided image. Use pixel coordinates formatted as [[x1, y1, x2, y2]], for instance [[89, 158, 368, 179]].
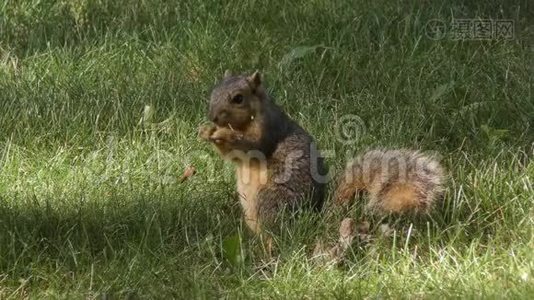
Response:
[[0, 0, 533, 298]]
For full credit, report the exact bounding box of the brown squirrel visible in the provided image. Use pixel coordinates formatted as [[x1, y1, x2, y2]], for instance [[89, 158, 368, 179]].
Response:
[[199, 70, 327, 234], [199, 71, 445, 235]]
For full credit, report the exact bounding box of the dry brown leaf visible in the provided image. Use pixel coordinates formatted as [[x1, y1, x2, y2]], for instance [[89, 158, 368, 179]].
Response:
[[355, 220, 370, 235], [179, 166, 196, 183], [339, 218, 355, 239], [379, 223, 394, 237], [339, 218, 356, 250]]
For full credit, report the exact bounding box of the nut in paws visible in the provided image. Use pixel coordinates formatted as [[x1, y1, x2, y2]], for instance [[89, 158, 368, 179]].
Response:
[[209, 127, 243, 144], [198, 124, 217, 140]]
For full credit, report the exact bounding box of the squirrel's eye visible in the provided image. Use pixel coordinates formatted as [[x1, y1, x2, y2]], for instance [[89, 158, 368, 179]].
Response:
[[231, 94, 244, 104]]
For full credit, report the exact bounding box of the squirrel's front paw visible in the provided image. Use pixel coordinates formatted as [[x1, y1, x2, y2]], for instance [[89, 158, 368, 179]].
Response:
[[198, 124, 217, 141], [209, 127, 243, 145]]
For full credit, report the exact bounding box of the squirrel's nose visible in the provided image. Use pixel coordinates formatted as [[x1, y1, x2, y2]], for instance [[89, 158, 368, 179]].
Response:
[[211, 110, 228, 125], [208, 109, 218, 123]]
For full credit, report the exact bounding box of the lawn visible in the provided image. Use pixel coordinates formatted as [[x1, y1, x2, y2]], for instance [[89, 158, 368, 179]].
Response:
[[0, 0, 533, 298]]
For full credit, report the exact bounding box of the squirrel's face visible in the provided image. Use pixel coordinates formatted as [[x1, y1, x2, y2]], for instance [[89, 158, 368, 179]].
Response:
[[208, 71, 264, 130]]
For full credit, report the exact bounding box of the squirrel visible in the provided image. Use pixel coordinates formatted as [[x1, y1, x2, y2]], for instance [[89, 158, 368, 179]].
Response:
[[199, 71, 445, 235], [199, 70, 327, 234]]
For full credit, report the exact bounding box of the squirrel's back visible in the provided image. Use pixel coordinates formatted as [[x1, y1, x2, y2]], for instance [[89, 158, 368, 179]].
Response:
[[334, 149, 445, 214]]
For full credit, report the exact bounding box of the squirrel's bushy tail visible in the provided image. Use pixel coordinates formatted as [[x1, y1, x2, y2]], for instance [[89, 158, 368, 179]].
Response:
[[334, 149, 445, 214]]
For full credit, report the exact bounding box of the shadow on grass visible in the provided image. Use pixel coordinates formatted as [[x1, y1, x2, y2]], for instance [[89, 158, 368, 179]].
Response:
[[0, 189, 242, 269]]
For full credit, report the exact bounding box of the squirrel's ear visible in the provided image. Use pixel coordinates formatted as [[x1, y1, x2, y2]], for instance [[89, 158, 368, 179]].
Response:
[[247, 71, 262, 89], [223, 69, 232, 78]]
